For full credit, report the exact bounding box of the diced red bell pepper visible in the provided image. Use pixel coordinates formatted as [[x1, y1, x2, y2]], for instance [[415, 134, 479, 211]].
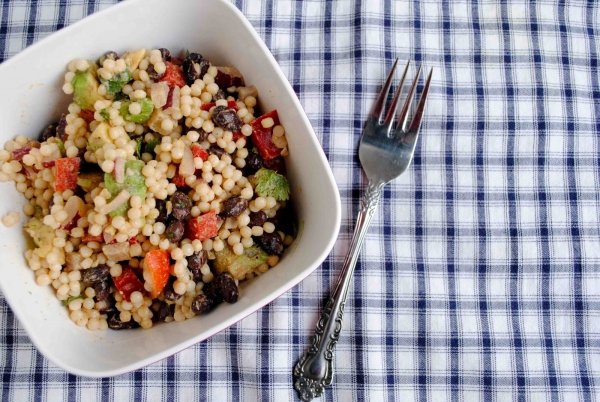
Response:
[[187, 210, 220, 241], [54, 157, 80, 192], [42, 160, 56, 168], [200, 100, 238, 111], [171, 174, 187, 188], [160, 62, 185, 88], [128, 236, 138, 245], [251, 110, 282, 160], [190, 144, 209, 161], [79, 109, 95, 124], [113, 267, 144, 302], [232, 131, 244, 141], [143, 249, 171, 298]]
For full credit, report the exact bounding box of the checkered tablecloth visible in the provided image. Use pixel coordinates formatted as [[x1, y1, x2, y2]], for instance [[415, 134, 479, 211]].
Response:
[[2, 0, 600, 400]]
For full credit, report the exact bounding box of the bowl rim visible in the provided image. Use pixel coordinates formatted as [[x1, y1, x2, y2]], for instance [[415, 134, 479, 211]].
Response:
[[0, 0, 341, 377]]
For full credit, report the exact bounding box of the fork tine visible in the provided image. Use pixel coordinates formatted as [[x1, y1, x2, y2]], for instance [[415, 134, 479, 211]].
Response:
[[383, 60, 410, 128], [397, 65, 422, 132], [369, 58, 399, 122], [407, 67, 433, 133]]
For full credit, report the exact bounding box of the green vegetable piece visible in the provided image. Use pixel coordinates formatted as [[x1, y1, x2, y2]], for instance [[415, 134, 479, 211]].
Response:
[[135, 137, 143, 159], [56, 139, 66, 157], [88, 122, 111, 152], [119, 98, 154, 124], [214, 245, 268, 280], [71, 70, 102, 110], [104, 159, 147, 217], [77, 172, 103, 192], [145, 137, 160, 154], [62, 295, 84, 306], [103, 69, 132, 96], [99, 108, 110, 121], [24, 218, 54, 257], [253, 168, 290, 201]]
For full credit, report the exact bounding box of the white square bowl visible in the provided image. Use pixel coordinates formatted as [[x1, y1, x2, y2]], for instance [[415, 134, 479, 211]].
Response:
[[0, 0, 340, 377]]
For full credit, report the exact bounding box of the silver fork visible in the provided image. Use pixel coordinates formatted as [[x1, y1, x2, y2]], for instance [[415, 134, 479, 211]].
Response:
[[293, 59, 433, 401]]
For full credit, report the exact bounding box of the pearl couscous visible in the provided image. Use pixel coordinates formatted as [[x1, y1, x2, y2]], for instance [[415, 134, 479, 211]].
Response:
[[0, 48, 296, 330]]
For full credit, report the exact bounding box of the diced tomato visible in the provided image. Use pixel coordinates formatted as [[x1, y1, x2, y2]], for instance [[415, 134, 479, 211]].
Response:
[[79, 109, 95, 123], [200, 100, 238, 111], [143, 249, 171, 298], [190, 144, 209, 161], [128, 236, 138, 245], [232, 131, 244, 141], [54, 157, 80, 192], [113, 267, 144, 302], [171, 174, 187, 188], [251, 110, 282, 160], [160, 62, 185, 88], [187, 210, 220, 241], [82, 233, 103, 243], [42, 160, 56, 168]]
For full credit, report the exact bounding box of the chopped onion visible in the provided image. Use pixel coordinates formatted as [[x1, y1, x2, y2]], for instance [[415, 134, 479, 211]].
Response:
[[150, 82, 169, 108], [98, 189, 130, 215], [61, 195, 84, 228], [114, 157, 125, 184], [102, 242, 130, 262], [102, 231, 115, 244], [179, 145, 195, 176]]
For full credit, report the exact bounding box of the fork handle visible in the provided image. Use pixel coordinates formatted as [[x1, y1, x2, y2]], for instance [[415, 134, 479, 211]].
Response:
[[293, 181, 383, 401]]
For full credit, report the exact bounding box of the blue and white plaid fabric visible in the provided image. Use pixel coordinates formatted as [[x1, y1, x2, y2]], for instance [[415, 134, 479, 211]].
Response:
[[1, 0, 600, 400]]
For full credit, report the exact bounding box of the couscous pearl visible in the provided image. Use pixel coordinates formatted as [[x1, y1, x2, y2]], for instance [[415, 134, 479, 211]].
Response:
[[131, 291, 144, 307], [263, 222, 276, 233], [173, 280, 187, 295]]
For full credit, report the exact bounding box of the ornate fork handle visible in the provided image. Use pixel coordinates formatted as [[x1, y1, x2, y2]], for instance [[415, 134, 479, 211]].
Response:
[[293, 181, 383, 401]]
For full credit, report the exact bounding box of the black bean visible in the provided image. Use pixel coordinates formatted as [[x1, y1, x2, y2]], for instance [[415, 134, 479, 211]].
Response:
[[165, 220, 185, 242], [212, 106, 242, 131], [263, 156, 287, 175], [244, 152, 263, 174], [182, 53, 210, 86], [187, 52, 203, 63], [155, 199, 168, 224], [197, 129, 210, 142], [221, 197, 248, 218], [94, 280, 111, 302], [191, 294, 214, 314], [82, 264, 110, 286], [187, 251, 207, 282], [151, 300, 173, 322], [255, 232, 284, 256], [213, 273, 239, 304], [98, 295, 116, 314], [209, 145, 225, 158], [107, 313, 139, 330], [146, 64, 163, 81], [213, 89, 226, 101], [39, 123, 57, 142], [56, 115, 67, 141], [271, 203, 297, 236], [249, 211, 268, 227], [163, 278, 182, 302], [98, 51, 118, 66], [158, 48, 172, 61], [170, 191, 192, 221], [202, 282, 222, 304]]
